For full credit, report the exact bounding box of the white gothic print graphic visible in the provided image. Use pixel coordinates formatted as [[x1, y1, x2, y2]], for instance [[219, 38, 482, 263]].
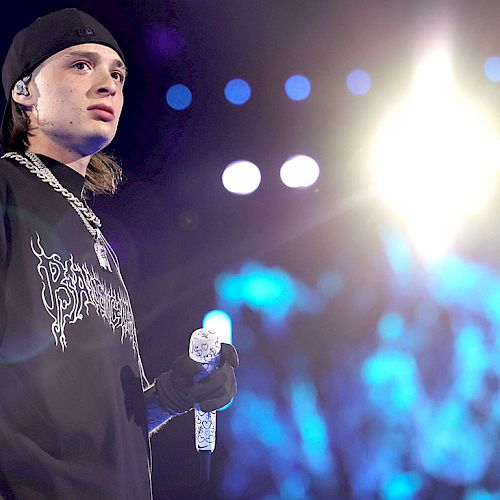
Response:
[[30, 233, 138, 352]]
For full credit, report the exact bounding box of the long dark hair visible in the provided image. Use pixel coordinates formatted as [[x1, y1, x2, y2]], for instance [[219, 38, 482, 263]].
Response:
[[1, 98, 122, 196]]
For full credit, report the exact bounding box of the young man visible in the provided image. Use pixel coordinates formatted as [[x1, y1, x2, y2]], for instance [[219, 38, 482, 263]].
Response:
[[0, 9, 237, 499]]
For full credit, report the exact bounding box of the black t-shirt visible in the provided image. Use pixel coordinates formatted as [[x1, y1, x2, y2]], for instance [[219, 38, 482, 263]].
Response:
[[0, 153, 152, 499]]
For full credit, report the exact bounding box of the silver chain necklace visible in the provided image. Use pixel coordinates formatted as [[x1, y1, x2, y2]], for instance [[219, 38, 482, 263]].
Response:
[[2, 150, 151, 388], [2, 150, 112, 272]]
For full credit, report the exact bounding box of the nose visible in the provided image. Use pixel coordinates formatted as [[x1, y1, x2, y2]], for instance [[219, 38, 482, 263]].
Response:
[[95, 68, 118, 96]]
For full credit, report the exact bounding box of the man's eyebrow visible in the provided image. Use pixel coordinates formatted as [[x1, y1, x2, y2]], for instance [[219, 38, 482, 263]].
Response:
[[65, 51, 128, 75]]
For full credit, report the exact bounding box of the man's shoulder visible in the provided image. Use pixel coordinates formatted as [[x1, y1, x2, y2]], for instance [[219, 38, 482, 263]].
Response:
[[0, 152, 30, 181], [0, 152, 21, 168], [0, 156, 14, 205], [0, 153, 36, 204]]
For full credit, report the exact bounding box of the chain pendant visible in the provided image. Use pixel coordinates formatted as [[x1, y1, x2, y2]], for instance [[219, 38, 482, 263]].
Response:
[[94, 239, 112, 272]]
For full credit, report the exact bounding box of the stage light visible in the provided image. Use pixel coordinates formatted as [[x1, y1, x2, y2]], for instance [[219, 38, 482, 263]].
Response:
[[284, 75, 311, 101], [372, 48, 500, 259], [290, 379, 333, 475], [222, 161, 261, 194], [484, 56, 500, 82], [346, 69, 372, 95], [224, 79, 251, 105], [202, 310, 233, 410], [202, 309, 232, 344], [378, 312, 405, 341], [382, 472, 424, 499], [165, 84, 192, 110], [280, 155, 319, 188]]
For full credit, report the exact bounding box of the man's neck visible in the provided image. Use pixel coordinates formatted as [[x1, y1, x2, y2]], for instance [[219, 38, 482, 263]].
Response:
[[27, 139, 92, 177]]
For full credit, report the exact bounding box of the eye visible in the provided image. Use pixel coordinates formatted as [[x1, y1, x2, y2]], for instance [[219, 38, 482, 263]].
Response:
[[72, 61, 91, 71], [111, 71, 125, 83]]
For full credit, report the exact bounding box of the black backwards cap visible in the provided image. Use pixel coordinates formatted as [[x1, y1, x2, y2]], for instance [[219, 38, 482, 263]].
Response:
[[1, 8, 124, 150]]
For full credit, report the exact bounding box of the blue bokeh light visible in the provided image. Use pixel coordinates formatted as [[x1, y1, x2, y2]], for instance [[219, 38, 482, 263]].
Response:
[[284, 75, 311, 101], [346, 69, 372, 95], [202, 309, 234, 410], [216, 262, 297, 328], [465, 489, 500, 500], [361, 350, 420, 413], [279, 473, 308, 500], [215, 261, 333, 331], [289, 379, 333, 475], [202, 309, 232, 344], [382, 471, 424, 499], [217, 236, 500, 497], [378, 312, 405, 341], [165, 84, 192, 110], [484, 57, 500, 82], [224, 79, 251, 105], [418, 401, 488, 483], [230, 391, 289, 450]]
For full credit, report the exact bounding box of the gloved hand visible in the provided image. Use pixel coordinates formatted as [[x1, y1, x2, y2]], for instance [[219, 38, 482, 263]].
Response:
[[154, 343, 238, 414]]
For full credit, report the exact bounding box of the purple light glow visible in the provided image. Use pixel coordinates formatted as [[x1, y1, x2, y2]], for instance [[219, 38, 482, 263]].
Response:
[[144, 25, 186, 62]]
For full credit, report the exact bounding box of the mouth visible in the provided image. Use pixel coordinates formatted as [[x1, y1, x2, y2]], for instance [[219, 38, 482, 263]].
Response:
[[87, 105, 115, 121]]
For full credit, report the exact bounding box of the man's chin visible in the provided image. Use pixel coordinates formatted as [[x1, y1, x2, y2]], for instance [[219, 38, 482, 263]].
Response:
[[83, 131, 117, 155], [33, 126, 117, 157]]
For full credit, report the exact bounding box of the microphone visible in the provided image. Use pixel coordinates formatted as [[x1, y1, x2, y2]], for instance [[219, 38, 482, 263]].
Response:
[[189, 328, 221, 481]]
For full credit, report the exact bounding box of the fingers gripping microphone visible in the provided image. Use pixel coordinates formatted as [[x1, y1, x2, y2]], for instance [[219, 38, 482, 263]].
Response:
[[189, 328, 221, 481]]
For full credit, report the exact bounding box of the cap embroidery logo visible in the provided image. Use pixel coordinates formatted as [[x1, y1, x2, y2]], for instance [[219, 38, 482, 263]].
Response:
[[77, 27, 95, 37]]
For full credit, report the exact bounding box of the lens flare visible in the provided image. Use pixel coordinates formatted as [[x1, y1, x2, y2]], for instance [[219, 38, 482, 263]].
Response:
[[372, 49, 500, 259]]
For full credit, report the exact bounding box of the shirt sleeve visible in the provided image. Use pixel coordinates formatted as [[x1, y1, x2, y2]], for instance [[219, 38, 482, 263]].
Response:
[[0, 171, 8, 265], [0, 169, 8, 339], [143, 383, 181, 435]]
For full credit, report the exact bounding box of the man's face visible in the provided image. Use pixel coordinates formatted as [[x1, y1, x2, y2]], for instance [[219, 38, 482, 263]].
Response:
[[25, 43, 126, 155]]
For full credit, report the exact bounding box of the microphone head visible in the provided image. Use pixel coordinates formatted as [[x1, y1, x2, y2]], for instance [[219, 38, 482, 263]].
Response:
[[189, 328, 221, 364]]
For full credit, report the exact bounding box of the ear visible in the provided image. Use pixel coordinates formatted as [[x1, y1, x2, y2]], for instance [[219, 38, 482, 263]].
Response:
[[11, 83, 35, 109]]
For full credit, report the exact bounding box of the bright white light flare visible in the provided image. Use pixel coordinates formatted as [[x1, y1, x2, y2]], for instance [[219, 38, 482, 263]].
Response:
[[222, 161, 261, 195], [280, 155, 320, 188], [373, 49, 500, 259]]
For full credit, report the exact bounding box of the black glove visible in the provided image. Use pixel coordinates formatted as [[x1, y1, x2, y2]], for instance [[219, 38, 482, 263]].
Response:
[[155, 343, 238, 414]]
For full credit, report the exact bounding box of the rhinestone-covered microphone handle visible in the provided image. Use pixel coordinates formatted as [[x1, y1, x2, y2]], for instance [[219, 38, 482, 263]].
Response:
[[189, 328, 221, 453]]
